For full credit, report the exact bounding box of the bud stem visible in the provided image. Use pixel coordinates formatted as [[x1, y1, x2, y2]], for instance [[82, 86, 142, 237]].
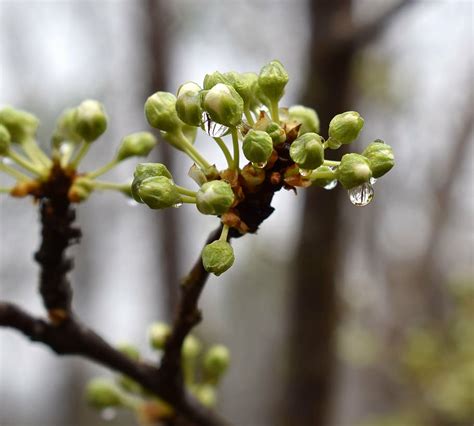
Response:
[[270, 101, 280, 123], [69, 141, 91, 170], [91, 180, 131, 194], [244, 109, 255, 126], [21, 138, 52, 168], [181, 195, 197, 204], [323, 160, 340, 167], [175, 185, 197, 197], [310, 170, 336, 181], [219, 224, 230, 242], [0, 162, 31, 181], [231, 128, 240, 170], [213, 137, 233, 169], [87, 159, 119, 179], [0, 186, 13, 193], [7, 149, 46, 176], [176, 132, 212, 170]]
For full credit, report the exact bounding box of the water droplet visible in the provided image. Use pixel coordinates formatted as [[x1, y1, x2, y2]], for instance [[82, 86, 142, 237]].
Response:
[[1, 157, 13, 165], [101, 408, 116, 421], [201, 112, 229, 138], [370, 177, 377, 185], [127, 199, 139, 207], [299, 169, 312, 177], [172, 202, 183, 208], [252, 161, 267, 169], [324, 180, 338, 190], [348, 182, 374, 207]]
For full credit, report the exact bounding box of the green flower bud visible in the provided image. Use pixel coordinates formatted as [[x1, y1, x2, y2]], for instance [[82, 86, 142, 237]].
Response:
[[328, 111, 364, 147], [85, 379, 123, 408], [52, 108, 82, 147], [74, 100, 107, 142], [116, 132, 157, 161], [253, 82, 271, 109], [201, 240, 235, 276], [193, 384, 217, 408], [117, 343, 140, 361], [196, 180, 234, 215], [337, 153, 372, 189], [242, 129, 273, 163], [0, 106, 39, 143], [0, 124, 11, 155], [310, 166, 337, 187], [265, 122, 286, 145], [289, 105, 320, 135], [202, 83, 244, 127], [182, 335, 202, 359], [137, 176, 182, 209], [145, 92, 183, 132], [227, 72, 258, 108], [362, 139, 394, 178], [203, 344, 230, 381], [149, 322, 171, 350], [203, 71, 230, 90], [131, 163, 173, 203], [176, 82, 203, 127], [289, 133, 324, 170], [258, 60, 289, 103]]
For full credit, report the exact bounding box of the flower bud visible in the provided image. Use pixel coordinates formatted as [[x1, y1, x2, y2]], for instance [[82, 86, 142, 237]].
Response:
[[265, 122, 286, 145], [289, 133, 324, 170], [196, 180, 234, 215], [137, 176, 182, 209], [0, 106, 39, 143], [132, 163, 173, 203], [328, 111, 364, 147], [201, 240, 235, 276], [182, 335, 202, 359], [116, 132, 157, 161], [227, 72, 258, 108], [362, 139, 394, 178], [74, 100, 107, 142], [202, 83, 244, 127], [51, 108, 82, 147], [289, 105, 320, 135], [149, 322, 171, 350], [176, 82, 203, 127], [242, 129, 273, 164], [0, 124, 11, 155], [85, 379, 123, 408], [337, 153, 372, 189], [203, 71, 230, 90], [203, 344, 230, 381], [117, 343, 140, 361], [145, 92, 183, 132], [193, 385, 217, 408], [258, 60, 289, 103]]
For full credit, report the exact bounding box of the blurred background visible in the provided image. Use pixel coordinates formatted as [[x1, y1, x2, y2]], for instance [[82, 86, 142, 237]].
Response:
[[0, 0, 473, 425]]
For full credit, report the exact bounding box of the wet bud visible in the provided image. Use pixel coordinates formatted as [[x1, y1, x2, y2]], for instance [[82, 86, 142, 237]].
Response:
[[227, 72, 258, 108], [265, 122, 286, 146], [289, 105, 320, 135], [0, 106, 39, 143], [258, 60, 289, 103], [85, 379, 123, 408], [242, 129, 273, 164], [201, 240, 235, 276], [203, 71, 230, 90], [196, 180, 234, 215], [176, 82, 203, 127], [116, 132, 157, 161], [310, 165, 337, 187], [117, 343, 140, 361], [193, 385, 217, 408], [131, 163, 173, 203], [0, 124, 11, 155], [137, 176, 182, 209], [52, 108, 82, 147], [362, 139, 394, 178], [149, 322, 171, 350], [202, 83, 244, 127], [328, 111, 364, 147], [289, 133, 324, 170], [203, 344, 230, 381], [337, 153, 372, 189], [74, 100, 107, 142], [145, 92, 183, 132], [182, 335, 202, 359]]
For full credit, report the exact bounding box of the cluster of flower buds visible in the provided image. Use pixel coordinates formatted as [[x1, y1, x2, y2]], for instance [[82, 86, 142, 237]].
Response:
[[85, 324, 230, 423], [133, 60, 394, 276], [0, 101, 158, 202]]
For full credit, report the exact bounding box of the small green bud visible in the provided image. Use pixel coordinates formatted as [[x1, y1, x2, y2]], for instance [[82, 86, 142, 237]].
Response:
[[203, 344, 230, 381], [117, 343, 140, 361], [137, 176, 182, 209], [288, 105, 320, 135], [52, 108, 82, 147], [337, 153, 372, 189], [202, 83, 244, 127], [116, 132, 157, 161], [362, 139, 394, 178], [149, 322, 171, 350], [258, 60, 289, 103], [242, 129, 273, 164], [265, 122, 286, 145], [289, 133, 324, 170], [131, 163, 173, 203], [0, 106, 39, 143], [0, 124, 11, 155], [201, 240, 235, 276], [193, 384, 217, 408], [203, 71, 230, 90], [196, 180, 234, 215], [145, 92, 183, 132], [310, 166, 337, 187], [175, 82, 203, 127], [74, 100, 107, 142], [328, 111, 364, 147], [227, 72, 258, 108], [85, 379, 123, 408], [182, 335, 202, 359]]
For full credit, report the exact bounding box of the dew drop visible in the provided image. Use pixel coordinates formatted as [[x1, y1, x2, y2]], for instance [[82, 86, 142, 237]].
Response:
[[1, 157, 13, 165], [324, 180, 338, 190], [370, 177, 377, 185], [127, 199, 139, 207], [172, 202, 183, 208], [348, 182, 374, 207], [201, 112, 229, 138], [299, 169, 312, 177], [252, 161, 267, 169], [100, 408, 116, 421]]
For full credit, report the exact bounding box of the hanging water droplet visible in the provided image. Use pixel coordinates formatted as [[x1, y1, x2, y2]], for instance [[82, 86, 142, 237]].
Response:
[[348, 182, 374, 207], [100, 408, 117, 421], [252, 161, 267, 169], [201, 112, 229, 138], [324, 180, 338, 190], [1, 157, 13, 165], [127, 199, 139, 207], [299, 169, 312, 177], [370, 177, 377, 185], [172, 202, 183, 208]]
